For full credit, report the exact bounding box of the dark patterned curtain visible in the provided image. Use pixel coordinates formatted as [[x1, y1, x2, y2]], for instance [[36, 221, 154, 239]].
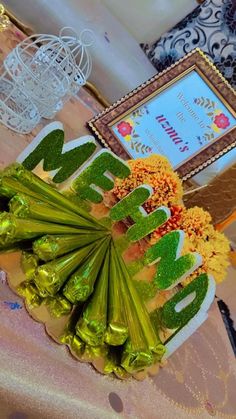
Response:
[[141, 0, 236, 89]]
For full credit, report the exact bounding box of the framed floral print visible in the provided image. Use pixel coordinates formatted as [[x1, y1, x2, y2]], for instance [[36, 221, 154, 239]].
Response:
[[88, 49, 236, 180]]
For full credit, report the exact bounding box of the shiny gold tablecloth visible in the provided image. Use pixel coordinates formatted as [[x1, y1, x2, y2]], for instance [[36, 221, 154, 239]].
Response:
[[0, 23, 236, 419]]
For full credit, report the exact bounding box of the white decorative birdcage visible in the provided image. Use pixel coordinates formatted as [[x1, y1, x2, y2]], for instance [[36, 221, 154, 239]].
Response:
[[0, 67, 40, 134], [0, 27, 93, 132]]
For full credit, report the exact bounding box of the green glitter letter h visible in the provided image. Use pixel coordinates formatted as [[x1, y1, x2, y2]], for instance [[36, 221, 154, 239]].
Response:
[[110, 185, 170, 241]]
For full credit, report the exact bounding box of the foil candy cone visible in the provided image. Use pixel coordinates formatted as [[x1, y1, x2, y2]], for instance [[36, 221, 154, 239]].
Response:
[[119, 249, 165, 359], [75, 246, 110, 346], [33, 242, 97, 297], [3, 163, 105, 230], [33, 233, 106, 262], [9, 193, 96, 229], [104, 241, 128, 346], [63, 238, 110, 304], [0, 212, 82, 247]]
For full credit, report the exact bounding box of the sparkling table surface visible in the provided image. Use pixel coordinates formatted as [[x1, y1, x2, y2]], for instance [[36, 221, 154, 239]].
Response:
[[0, 23, 236, 419]]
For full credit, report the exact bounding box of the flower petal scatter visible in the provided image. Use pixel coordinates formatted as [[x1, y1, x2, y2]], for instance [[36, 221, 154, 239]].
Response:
[[113, 154, 183, 211]]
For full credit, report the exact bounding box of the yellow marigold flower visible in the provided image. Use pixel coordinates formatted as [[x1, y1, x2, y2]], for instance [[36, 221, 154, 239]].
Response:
[[113, 154, 183, 210], [181, 206, 212, 241], [182, 229, 230, 285]]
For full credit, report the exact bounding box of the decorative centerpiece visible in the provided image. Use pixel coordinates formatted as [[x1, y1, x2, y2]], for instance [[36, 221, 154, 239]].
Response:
[[0, 123, 230, 379]]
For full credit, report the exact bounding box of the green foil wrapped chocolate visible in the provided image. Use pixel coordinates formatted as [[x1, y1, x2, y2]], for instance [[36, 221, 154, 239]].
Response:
[[17, 280, 42, 308], [21, 251, 39, 280], [33, 242, 96, 297], [104, 242, 128, 346], [75, 246, 110, 346], [63, 238, 110, 304], [9, 193, 95, 229], [33, 233, 105, 262], [45, 295, 72, 318], [0, 212, 83, 247]]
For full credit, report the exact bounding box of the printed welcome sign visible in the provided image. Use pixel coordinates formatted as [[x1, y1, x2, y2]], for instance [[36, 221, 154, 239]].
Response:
[[111, 71, 235, 168], [89, 49, 236, 180]]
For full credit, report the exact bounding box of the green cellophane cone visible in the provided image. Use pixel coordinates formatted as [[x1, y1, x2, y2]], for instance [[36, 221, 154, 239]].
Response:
[[3, 163, 105, 230], [104, 241, 128, 346], [33, 242, 97, 297], [0, 212, 83, 247], [33, 233, 106, 262], [110, 247, 153, 373], [9, 193, 96, 229], [119, 249, 165, 359], [63, 237, 110, 304], [75, 246, 110, 346]]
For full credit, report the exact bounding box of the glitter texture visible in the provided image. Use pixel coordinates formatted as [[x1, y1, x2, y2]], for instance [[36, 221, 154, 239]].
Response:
[[72, 150, 130, 203], [22, 128, 96, 183], [110, 186, 170, 241]]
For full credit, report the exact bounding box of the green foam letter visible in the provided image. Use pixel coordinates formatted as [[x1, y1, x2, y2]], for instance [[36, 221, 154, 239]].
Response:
[[72, 150, 131, 203], [110, 185, 170, 241], [144, 230, 202, 289], [20, 123, 96, 183]]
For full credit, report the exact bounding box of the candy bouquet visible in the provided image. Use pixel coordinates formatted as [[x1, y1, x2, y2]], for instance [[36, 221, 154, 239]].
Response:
[[0, 128, 230, 379]]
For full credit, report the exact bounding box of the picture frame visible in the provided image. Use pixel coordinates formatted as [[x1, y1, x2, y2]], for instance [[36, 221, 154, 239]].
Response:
[[88, 49, 236, 180]]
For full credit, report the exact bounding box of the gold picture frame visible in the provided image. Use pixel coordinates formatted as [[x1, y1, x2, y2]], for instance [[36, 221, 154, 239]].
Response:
[[89, 49, 236, 181]]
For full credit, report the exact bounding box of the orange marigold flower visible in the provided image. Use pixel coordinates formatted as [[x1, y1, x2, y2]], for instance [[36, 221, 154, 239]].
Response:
[[113, 154, 183, 210], [181, 206, 212, 241], [150, 205, 184, 243]]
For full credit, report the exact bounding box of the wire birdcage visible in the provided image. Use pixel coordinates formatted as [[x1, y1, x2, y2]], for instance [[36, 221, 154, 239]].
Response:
[[0, 67, 40, 134], [0, 27, 93, 131]]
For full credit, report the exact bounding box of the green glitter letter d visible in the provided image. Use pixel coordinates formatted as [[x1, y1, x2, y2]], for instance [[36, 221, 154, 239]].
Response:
[[110, 185, 170, 241], [161, 274, 216, 358], [145, 230, 202, 289]]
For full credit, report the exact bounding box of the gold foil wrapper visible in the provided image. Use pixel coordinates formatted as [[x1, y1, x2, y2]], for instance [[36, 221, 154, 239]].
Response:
[[21, 251, 39, 280]]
